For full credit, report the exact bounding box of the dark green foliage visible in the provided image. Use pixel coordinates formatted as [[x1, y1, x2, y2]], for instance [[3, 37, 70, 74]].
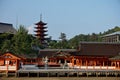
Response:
[[68, 26, 120, 48], [12, 25, 33, 54], [1, 40, 12, 53], [48, 33, 71, 49], [0, 25, 120, 54], [59, 32, 67, 41], [0, 25, 39, 54], [103, 26, 120, 35]]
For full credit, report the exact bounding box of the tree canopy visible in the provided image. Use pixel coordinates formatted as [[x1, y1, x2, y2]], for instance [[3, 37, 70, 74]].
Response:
[[0, 25, 120, 54], [0, 25, 39, 54]]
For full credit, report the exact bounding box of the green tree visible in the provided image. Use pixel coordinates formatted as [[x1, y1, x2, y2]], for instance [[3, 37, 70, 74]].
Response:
[[48, 40, 58, 49], [1, 40, 12, 53], [59, 32, 67, 41], [12, 25, 35, 54], [59, 33, 71, 49], [103, 26, 120, 35], [0, 33, 13, 49]]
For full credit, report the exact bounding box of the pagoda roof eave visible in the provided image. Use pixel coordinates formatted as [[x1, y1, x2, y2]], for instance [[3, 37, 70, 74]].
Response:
[[34, 30, 48, 32], [35, 34, 48, 36], [34, 27, 47, 29], [35, 21, 47, 25]]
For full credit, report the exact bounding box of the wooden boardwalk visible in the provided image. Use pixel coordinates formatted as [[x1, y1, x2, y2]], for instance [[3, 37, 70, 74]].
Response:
[[1, 65, 120, 77], [16, 68, 120, 77]]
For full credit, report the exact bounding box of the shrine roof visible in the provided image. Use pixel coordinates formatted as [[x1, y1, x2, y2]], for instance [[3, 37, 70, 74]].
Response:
[[79, 42, 120, 44], [18, 53, 38, 59], [39, 49, 77, 52], [38, 49, 78, 58], [0, 52, 22, 60], [0, 22, 16, 34], [78, 42, 120, 57]]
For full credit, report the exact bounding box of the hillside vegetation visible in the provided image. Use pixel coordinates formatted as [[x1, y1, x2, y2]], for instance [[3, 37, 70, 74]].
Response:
[[0, 26, 120, 54]]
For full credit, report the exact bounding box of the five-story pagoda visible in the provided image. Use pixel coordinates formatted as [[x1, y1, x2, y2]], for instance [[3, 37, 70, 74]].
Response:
[[34, 16, 48, 45]]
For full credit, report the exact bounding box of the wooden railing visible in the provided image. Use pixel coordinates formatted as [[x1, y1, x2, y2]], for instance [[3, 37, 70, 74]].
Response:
[[67, 63, 117, 69], [74, 66, 116, 69], [0, 66, 7, 70], [0, 66, 16, 71], [8, 66, 16, 70]]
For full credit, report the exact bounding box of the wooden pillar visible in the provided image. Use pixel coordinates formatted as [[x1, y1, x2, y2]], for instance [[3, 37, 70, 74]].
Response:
[[76, 59, 79, 66], [77, 72, 79, 77], [37, 72, 39, 77], [86, 60, 87, 66], [55, 59, 57, 63], [111, 61, 113, 66], [57, 72, 59, 77], [116, 61, 118, 68], [18, 72, 19, 77], [86, 72, 88, 77], [96, 72, 98, 77], [6, 71, 8, 77], [118, 61, 120, 69], [16, 59, 18, 70], [28, 72, 29, 77], [72, 58, 74, 67], [65, 59, 67, 65], [115, 61, 116, 68], [94, 60, 96, 69], [47, 72, 49, 77], [15, 71, 17, 77], [79, 59, 81, 68], [86, 60, 88, 69], [106, 72, 108, 77], [103, 61, 104, 66], [115, 72, 118, 77], [94, 60, 96, 66], [81, 59, 82, 66], [117, 61, 119, 68], [6, 60, 9, 77], [67, 72, 69, 77], [70, 59, 72, 63], [107, 61, 108, 69], [118, 62, 120, 68]]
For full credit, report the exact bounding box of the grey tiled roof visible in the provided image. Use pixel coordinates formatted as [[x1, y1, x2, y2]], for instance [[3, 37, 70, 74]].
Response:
[[38, 49, 78, 58], [79, 42, 120, 56], [79, 41, 120, 44], [39, 49, 77, 52], [0, 22, 16, 34]]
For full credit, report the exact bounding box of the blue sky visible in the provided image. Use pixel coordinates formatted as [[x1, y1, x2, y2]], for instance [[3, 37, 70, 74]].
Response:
[[0, 0, 120, 40]]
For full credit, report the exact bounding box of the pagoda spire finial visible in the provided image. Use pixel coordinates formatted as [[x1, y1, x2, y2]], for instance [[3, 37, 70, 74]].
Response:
[[40, 14, 42, 21]]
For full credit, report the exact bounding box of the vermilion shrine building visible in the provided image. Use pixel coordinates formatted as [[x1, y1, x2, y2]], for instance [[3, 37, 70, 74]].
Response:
[[0, 52, 23, 73], [37, 42, 120, 69], [0, 42, 120, 73]]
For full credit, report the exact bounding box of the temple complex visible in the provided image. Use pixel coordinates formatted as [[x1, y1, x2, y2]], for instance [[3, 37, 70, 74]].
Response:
[[0, 21, 120, 77]]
